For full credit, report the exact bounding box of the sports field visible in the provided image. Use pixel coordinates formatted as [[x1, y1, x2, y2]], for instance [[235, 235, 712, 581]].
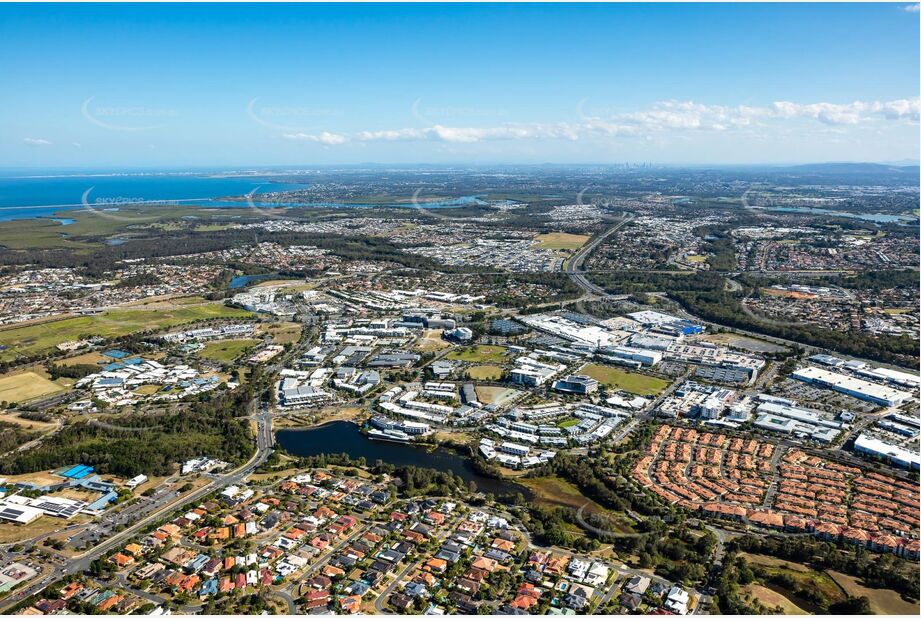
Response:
[[0, 370, 67, 403], [198, 338, 260, 363], [445, 345, 506, 363], [0, 302, 250, 361], [533, 232, 590, 250], [578, 363, 669, 396], [465, 365, 503, 380]]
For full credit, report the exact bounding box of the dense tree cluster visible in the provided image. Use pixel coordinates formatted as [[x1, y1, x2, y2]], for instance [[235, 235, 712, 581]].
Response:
[[0, 421, 39, 456], [0, 373, 265, 477]]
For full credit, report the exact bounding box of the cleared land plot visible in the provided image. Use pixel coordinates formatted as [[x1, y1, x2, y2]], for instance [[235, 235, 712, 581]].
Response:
[[465, 365, 503, 381], [414, 330, 451, 352], [579, 363, 669, 396], [258, 322, 302, 345], [700, 332, 788, 354], [742, 584, 807, 614], [198, 338, 260, 363], [533, 232, 590, 250], [475, 386, 517, 406], [0, 303, 250, 361], [828, 570, 920, 615], [0, 371, 67, 403], [446, 345, 506, 363]]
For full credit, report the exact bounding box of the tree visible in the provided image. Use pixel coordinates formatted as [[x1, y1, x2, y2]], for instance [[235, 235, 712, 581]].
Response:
[[829, 597, 872, 615]]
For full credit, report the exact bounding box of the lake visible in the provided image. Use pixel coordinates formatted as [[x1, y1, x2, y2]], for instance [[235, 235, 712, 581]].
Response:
[[275, 421, 530, 498]]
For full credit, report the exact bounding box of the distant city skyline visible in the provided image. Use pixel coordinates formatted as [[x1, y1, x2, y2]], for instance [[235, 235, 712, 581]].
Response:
[[1, 3, 919, 167]]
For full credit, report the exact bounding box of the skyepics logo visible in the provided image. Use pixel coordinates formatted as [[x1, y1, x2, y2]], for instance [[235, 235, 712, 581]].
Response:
[[81, 97, 177, 132], [243, 185, 304, 221], [81, 187, 177, 222], [410, 97, 507, 124], [247, 97, 344, 134]]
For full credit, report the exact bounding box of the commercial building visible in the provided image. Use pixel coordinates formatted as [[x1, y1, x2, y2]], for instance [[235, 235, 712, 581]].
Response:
[[853, 433, 921, 471], [509, 357, 565, 387], [552, 374, 599, 395], [753, 401, 843, 443], [792, 366, 912, 407]]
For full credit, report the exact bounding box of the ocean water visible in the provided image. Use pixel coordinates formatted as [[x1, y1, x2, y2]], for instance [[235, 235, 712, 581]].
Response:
[[0, 173, 310, 222], [0, 172, 494, 222]]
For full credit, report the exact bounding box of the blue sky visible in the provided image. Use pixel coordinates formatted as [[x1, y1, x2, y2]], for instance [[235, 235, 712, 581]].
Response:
[[1, 3, 918, 167]]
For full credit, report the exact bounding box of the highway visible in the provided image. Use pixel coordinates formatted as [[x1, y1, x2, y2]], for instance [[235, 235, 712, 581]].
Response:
[[564, 213, 634, 298]]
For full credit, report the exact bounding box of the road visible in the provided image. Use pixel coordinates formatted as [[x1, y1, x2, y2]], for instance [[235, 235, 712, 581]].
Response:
[[0, 408, 275, 613], [564, 214, 634, 298], [373, 559, 417, 614]]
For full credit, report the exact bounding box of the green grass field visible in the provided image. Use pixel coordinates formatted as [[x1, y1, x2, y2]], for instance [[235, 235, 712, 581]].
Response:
[[197, 338, 260, 363], [558, 418, 580, 428], [445, 345, 507, 363], [579, 363, 669, 396], [0, 302, 251, 361]]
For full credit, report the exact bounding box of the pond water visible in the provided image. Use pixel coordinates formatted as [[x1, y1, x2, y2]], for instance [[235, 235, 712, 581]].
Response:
[[228, 273, 276, 289], [753, 206, 915, 224], [275, 421, 530, 498]]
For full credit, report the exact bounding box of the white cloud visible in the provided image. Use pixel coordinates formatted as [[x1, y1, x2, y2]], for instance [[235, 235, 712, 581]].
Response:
[[72, 142, 82, 148], [280, 97, 918, 147], [282, 131, 347, 145], [903, 3, 920, 12], [23, 137, 51, 146], [358, 124, 580, 143]]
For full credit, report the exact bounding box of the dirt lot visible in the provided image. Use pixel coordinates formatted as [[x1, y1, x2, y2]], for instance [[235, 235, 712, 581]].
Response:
[[474, 385, 518, 406], [414, 329, 451, 352]]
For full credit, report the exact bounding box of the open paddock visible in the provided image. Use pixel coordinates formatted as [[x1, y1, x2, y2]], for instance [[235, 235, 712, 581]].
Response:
[[579, 363, 669, 396], [0, 302, 250, 361]]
